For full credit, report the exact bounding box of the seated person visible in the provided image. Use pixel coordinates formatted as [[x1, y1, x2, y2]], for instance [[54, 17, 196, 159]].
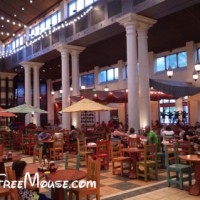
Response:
[[144, 125, 158, 145], [162, 125, 174, 142], [12, 160, 50, 200], [183, 126, 198, 142], [69, 125, 78, 142], [38, 127, 51, 157], [111, 125, 129, 141]]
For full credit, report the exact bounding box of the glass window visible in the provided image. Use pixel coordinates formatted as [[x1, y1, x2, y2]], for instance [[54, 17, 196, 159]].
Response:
[[19, 36, 23, 45], [46, 17, 51, 30], [107, 69, 114, 81], [15, 38, 19, 48], [31, 28, 35, 38], [178, 52, 187, 67], [52, 12, 57, 26], [12, 41, 15, 50], [166, 54, 177, 69], [69, 1, 76, 16], [156, 57, 165, 72], [122, 65, 127, 80], [99, 71, 106, 83], [114, 68, 119, 80], [58, 11, 61, 23], [40, 21, 45, 33], [35, 25, 40, 36], [77, 0, 84, 12], [85, 0, 93, 6], [81, 73, 94, 86]]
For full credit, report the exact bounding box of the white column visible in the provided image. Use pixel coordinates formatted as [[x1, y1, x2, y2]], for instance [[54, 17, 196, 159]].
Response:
[[47, 79, 54, 125], [117, 14, 140, 130], [70, 46, 85, 127], [60, 0, 68, 21], [138, 22, 155, 128], [33, 63, 44, 126], [57, 45, 70, 129], [20, 61, 32, 125]]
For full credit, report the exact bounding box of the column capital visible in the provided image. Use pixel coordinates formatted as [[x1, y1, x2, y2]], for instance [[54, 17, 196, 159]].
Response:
[[117, 13, 157, 29], [57, 44, 85, 55], [20, 61, 44, 68]]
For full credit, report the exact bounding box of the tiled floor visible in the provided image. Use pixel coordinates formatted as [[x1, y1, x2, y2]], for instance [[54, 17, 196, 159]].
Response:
[[3, 151, 200, 200]]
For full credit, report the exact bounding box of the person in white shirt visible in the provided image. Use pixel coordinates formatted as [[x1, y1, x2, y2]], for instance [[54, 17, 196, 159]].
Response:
[[162, 125, 174, 142]]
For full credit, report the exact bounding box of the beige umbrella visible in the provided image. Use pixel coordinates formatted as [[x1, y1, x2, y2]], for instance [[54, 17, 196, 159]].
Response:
[[61, 98, 117, 112], [0, 107, 17, 117]]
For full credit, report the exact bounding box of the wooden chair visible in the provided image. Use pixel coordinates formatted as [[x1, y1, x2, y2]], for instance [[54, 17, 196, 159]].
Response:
[[69, 156, 100, 200], [33, 145, 43, 164], [13, 132, 21, 150], [0, 144, 5, 156], [95, 140, 110, 170], [110, 141, 131, 176], [0, 186, 9, 200], [6, 167, 18, 200], [164, 144, 192, 190], [157, 136, 165, 168], [77, 138, 93, 166], [49, 138, 64, 160], [127, 137, 140, 148], [64, 151, 69, 170], [177, 141, 191, 164], [136, 144, 158, 181]]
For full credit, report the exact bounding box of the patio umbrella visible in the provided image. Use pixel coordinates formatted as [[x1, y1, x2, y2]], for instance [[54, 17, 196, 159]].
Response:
[[61, 98, 117, 113], [61, 98, 117, 129], [0, 107, 16, 117], [2, 103, 48, 114]]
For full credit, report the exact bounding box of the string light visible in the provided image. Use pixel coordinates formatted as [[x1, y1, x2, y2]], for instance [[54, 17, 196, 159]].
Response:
[[0, 6, 93, 59]]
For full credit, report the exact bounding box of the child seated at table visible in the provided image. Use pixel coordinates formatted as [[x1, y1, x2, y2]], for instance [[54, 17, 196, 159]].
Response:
[[12, 160, 50, 200]]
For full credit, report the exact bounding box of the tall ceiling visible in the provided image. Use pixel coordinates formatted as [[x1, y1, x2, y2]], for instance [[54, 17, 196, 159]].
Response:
[[0, 0, 61, 42], [3, 0, 200, 81]]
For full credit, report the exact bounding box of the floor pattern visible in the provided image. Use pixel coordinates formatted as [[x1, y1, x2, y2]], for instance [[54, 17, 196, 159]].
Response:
[[3, 151, 200, 200]]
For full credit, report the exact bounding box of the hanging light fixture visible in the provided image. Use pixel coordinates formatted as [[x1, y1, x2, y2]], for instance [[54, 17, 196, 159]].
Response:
[[166, 67, 173, 79], [59, 87, 62, 94], [51, 88, 55, 95], [104, 85, 109, 91], [194, 63, 200, 72], [193, 70, 199, 81]]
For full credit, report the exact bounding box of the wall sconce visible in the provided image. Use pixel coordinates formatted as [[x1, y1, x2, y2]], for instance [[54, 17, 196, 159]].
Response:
[[51, 89, 55, 95], [193, 70, 199, 81], [70, 86, 73, 91], [104, 85, 109, 91], [166, 67, 173, 79], [194, 63, 200, 72], [59, 87, 63, 94], [81, 85, 85, 90]]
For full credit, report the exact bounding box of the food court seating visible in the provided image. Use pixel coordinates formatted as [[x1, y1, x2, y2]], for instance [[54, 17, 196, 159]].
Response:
[[95, 140, 109, 170], [110, 141, 131, 176], [69, 156, 100, 200], [136, 144, 158, 181], [0, 186, 9, 200], [6, 167, 18, 200], [33, 145, 43, 164], [164, 144, 192, 190], [77, 138, 93, 166], [49, 138, 64, 160]]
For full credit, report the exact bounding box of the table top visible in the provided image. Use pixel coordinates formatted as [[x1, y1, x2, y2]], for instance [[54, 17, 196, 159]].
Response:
[[0, 155, 21, 163], [122, 147, 144, 153], [49, 169, 86, 182], [24, 163, 39, 175], [179, 155, 200, 162], [41, 139, 54, 143]]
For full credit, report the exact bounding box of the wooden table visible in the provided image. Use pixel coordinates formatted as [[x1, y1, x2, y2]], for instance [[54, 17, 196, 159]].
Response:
[[49, 169, 86, 199], [179, 155, 200, 195], [122, 147, 144, 179], [0, 155, 21, 163]]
